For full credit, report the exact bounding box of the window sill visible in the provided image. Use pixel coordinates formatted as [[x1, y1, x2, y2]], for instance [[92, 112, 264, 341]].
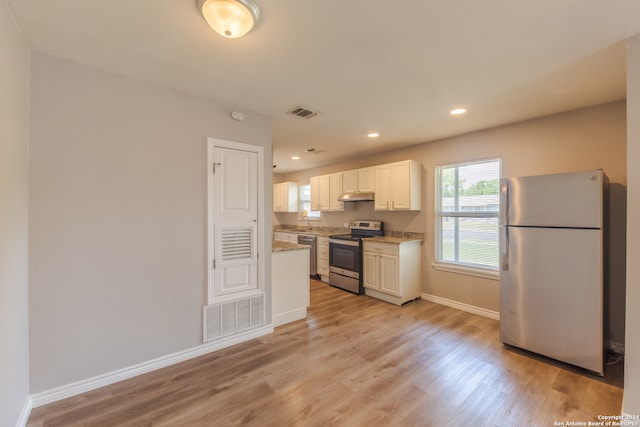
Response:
[[432, 262, 499, 281]]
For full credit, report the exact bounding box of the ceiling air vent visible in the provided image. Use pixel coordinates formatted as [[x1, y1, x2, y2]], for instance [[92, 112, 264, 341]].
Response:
[[304, 147, 325, 154], [288, 106, 318, 119]]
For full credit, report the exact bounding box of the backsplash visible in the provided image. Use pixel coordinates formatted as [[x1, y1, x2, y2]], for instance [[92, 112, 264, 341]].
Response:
[[273, 200, 426, 235]]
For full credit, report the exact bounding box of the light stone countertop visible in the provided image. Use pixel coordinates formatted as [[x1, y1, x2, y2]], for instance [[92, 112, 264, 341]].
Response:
[[274, 226, 424, 244], [273, 226, 348, 237], [364, 235, 423, 244], [365, 231, 424, 244], [272, 240, 311, 252]]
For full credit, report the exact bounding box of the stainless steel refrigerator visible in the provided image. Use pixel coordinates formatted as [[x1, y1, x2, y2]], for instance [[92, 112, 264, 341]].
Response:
[[499, 169, 607, 375]]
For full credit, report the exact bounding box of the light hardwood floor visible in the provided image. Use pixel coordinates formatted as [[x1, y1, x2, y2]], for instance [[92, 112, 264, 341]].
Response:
[[27, 279, 623, 426]]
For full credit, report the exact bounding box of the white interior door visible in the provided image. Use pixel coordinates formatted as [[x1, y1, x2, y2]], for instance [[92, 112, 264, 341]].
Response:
[[204, 138, 266, 342], [211, 145, 259, 299]]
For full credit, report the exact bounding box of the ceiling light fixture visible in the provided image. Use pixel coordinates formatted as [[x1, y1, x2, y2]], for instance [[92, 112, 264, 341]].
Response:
[[196, 0, 260, 39], [368, 132, 380, 138], [291, 156, 300, 160], [450, 108, 467, 116]]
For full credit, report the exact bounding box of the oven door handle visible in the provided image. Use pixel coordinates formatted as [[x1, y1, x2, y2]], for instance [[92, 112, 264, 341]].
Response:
[[329, 239, 360, 247]]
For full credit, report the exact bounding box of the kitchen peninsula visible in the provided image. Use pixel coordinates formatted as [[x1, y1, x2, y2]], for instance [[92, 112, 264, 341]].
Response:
[[272, 241, 310, 327], [274, 225, 424, 305]]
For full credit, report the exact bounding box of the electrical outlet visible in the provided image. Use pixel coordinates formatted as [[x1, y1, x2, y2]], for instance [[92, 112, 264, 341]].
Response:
[[343, 222, 349, 228]]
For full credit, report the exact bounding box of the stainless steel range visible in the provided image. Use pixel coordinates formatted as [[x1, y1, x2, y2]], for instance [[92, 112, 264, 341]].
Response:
[[329, 220, 384, 294]]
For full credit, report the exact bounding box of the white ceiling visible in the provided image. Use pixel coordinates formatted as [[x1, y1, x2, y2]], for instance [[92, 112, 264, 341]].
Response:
[[8, 1, 640, 173]]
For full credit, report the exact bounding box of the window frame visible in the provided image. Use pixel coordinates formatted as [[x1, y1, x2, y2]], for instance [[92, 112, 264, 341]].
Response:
[[433, 158, 501, 280], [298, 184, 321, 220]]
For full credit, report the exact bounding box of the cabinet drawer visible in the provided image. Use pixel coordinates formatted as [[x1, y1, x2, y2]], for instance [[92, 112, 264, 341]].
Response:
[[318, 245, 329, 258], [274, 232, 298, 243], [274, 232, 288, 242], [363, 242, 398, 256]]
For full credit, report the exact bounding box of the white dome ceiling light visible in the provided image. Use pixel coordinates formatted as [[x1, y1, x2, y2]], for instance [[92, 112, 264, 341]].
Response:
[[196, 0, 260, 39]]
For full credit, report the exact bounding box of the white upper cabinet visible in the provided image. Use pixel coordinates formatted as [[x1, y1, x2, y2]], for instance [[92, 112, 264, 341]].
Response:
[[309, 160, 419, 212], [310, 173, 343, 212], [329, 173, 344, 211], [374, 160, 421, 211], [319, 174, 331, 211], [342, 170, 358, 194], [273, 182, 298, 213], [310, 176, 320, 211], [374, 164, 391, 210], [342, 167, 374, 194], [310, 174, 331, 211], [357, 167, 374, 193], [389, 161, 417, 210]]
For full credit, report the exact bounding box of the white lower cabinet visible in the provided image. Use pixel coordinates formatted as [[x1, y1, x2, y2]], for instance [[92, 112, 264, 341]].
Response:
[[363, 240, 421, 305], [317, 236, 329, 282], [272, 247, 309, 327], [274, 231, 298, 243]]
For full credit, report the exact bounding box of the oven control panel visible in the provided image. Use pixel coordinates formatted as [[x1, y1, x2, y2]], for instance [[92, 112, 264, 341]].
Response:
[[349, 220, 382, 231]]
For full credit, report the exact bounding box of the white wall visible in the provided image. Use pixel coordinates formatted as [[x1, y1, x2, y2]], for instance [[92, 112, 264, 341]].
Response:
[[623, 34, 640, 417], [28, 53, 273, 393], [278, 101, 627, 344], [0, 1, 30, 425]]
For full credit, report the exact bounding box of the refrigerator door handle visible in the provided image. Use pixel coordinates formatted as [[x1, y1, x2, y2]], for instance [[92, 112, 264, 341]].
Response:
[[500, 179, 509, 225], [501, 226, 509, 271]]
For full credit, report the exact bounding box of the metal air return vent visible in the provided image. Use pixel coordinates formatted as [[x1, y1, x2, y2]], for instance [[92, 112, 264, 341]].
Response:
[[203, 295, 264, 342], [288, 106, 318, 119]]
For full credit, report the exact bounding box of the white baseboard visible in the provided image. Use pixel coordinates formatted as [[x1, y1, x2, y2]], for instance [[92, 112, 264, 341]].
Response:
[[421, 293, 500, 321], [15, 395, 32, 427], [365, 288, 403, 306], [273, 308, 307, 327], [30, 325, 274, 408]]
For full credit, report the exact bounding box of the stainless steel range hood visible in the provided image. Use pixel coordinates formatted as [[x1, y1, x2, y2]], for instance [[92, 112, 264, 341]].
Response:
[[338, 192, 375, 202]]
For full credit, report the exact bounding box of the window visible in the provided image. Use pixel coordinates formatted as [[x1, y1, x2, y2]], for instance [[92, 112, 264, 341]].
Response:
[[299, 184, 321, 219], [435, 159, 501, 277]]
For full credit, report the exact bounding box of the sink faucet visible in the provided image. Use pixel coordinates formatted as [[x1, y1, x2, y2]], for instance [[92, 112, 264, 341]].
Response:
[[301, 210, 311, 229]]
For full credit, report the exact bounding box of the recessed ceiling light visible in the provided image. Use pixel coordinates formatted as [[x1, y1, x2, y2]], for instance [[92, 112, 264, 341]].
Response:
[[368, 132, 380, 138], [450, 108, 467, 116], [291, 156, 300, 160]]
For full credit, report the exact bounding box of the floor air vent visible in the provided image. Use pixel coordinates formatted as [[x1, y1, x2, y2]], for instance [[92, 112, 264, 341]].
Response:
[[288, 106, 318, 119], [204, 295, 264, 342]]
